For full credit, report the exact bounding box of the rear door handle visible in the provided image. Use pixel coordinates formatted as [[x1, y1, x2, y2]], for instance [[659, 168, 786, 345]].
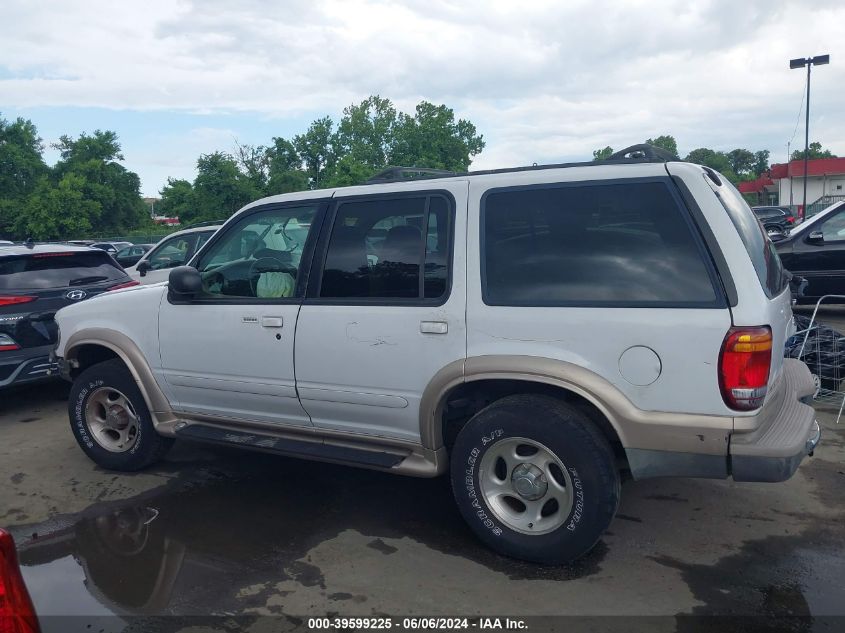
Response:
[[420, 321, 448, 334], [261, 316, 284, 328]]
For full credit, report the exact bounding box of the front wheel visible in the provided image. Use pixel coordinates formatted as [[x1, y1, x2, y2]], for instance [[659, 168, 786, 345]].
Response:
[[68, 358, 173, 471], [450, 394, 620, 564]]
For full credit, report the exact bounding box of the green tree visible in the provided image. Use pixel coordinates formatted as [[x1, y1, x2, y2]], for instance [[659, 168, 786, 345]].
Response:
[[684, 148, 739, 183], [727, 148, 756, 179], [0, 115, 48, 237], [592, 146, 614, 160], [51, 130, 147, 235], [791, 141, 837, 161], [164, 95, 485, 206], [186, 152, 258, 224], [157, 178, 195, 221], [14, 173, 101, 240], [752, 150, 770, 177], [338, 97, 396, 161], [234, 141, 270, 194], [331, 95, 398, 178], [645, 135, 678, 157], [390, 101, 484, 173], [266, 137, 309, 194], [294, 117, 338, 189]]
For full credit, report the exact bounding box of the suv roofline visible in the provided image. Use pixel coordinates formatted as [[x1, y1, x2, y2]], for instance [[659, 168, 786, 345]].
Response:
[[0, 243, 103, 257], [364, 144, 683, 185]]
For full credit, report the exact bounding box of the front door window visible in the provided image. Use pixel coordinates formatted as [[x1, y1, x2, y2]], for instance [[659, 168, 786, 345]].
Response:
[[194, 206, 319, 299]]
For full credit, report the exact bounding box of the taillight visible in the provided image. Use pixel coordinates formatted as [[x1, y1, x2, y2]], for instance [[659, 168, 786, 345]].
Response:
[[0, 334, 20, 352], [107, 280, 140, 291], [719, 326, 773, 410], [0, 297, 35, 307], [785, 215, 795, 225], [0, 528, 40, 633]]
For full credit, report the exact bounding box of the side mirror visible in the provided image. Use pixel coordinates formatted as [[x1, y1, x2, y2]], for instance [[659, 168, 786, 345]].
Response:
[[137, 260, 151, 277], [168, 266, 202, 300], [807, 230, 824, 244]]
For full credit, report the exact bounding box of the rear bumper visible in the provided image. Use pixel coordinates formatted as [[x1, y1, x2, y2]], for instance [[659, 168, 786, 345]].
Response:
[[626, 359, 820, 482], [0, 345, 59, 389], [729, 358, 820, 482]]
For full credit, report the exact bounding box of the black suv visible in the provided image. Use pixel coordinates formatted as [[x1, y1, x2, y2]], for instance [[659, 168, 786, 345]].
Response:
[[0, 244, 137, 389], [752, 206, 795, 237]]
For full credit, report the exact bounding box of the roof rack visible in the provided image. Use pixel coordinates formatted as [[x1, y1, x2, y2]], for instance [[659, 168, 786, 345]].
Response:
[[365, 167, 459, 184], [361, 144, 678, 186], [606, 143, 679, 162]]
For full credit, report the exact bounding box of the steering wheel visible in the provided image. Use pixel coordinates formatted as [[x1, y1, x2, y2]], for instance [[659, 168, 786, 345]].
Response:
[[248, 257, 296, 297]]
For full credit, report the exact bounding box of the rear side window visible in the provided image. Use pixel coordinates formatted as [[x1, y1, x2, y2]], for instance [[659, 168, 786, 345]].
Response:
[[319, 194, 452, 301], [482, 180, 721, 307], [707, 177, 788, 298], [0, 251, 124, 290]]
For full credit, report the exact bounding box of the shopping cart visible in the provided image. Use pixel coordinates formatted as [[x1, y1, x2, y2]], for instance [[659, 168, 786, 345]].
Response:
[[785, 295, 845, 422]]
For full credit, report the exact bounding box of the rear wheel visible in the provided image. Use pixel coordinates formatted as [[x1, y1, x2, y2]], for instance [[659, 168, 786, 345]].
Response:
[[450, 394, 620, 564], [69, 359, 173, 471]]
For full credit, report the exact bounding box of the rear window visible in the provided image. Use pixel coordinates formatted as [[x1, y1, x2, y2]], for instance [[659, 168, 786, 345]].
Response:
[[481, 180, 721, 307], [0, 251, 125, 290], [707, 177, 788, 298]]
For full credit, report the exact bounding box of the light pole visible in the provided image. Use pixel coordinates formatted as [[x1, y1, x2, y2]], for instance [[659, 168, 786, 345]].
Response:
[[787, 141, 793, 210], [790, 54, 830, 219]]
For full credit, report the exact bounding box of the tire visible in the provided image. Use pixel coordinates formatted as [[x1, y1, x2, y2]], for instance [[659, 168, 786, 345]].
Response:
[[68, 358, 173, 471], [450, 394, 620, 564]]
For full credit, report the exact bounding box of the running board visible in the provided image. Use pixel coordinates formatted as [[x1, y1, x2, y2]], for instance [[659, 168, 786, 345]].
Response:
[[175, 424, 407, 469]]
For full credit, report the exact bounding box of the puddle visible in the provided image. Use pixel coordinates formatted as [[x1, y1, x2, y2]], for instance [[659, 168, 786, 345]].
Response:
[[650, 529, 845, 626], [12, 438, 845, 625], [14, 447, 606, 619]]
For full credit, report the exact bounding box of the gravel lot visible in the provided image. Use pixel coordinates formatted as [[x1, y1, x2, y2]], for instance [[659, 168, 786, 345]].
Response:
[[1, 314, 844, 631]]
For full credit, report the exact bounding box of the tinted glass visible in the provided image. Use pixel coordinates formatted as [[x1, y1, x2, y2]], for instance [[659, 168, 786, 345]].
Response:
[[0, 251, 124, 289], [195, 205, 318, 299], [708, 177, 788, 298], [195, 230, 214, 254], [482, 181, 718, 306], [319, 195, 450, 300], [819, 208, 845, 242], [146, 235, 198, 270], [754, 208, 780, 220]]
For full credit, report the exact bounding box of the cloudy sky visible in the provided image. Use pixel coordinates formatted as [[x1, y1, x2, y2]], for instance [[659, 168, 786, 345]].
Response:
[[2, 0, 843, 196]]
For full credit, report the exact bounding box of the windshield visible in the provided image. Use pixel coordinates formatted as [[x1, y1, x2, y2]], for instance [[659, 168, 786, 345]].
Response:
[[789, 201, 845, 237]]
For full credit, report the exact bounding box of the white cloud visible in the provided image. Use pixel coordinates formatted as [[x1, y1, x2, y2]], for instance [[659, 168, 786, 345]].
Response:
[[2, 0, 843, 189]]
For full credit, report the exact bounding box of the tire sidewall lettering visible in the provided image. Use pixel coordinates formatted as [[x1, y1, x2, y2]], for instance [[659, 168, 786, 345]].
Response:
[[465, 429, 505, 537], [73, 379, 104, 450], [566, 467, 585, 532]]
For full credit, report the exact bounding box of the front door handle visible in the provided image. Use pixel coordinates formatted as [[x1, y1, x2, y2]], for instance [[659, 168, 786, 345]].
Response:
[[261, 316, 284, 328], [420, 321, 448, 334]]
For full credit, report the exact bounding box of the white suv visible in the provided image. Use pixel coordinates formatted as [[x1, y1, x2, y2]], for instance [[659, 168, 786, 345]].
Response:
[[128, 224, 222, 285], [53, 146, 819, 564]]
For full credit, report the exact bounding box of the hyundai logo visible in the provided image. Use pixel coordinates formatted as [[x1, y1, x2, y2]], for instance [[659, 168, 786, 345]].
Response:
[[65, 289, 87, 301]]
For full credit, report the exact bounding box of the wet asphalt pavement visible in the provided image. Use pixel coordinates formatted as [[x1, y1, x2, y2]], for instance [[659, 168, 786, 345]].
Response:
[[1, 316, 845, 631]]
